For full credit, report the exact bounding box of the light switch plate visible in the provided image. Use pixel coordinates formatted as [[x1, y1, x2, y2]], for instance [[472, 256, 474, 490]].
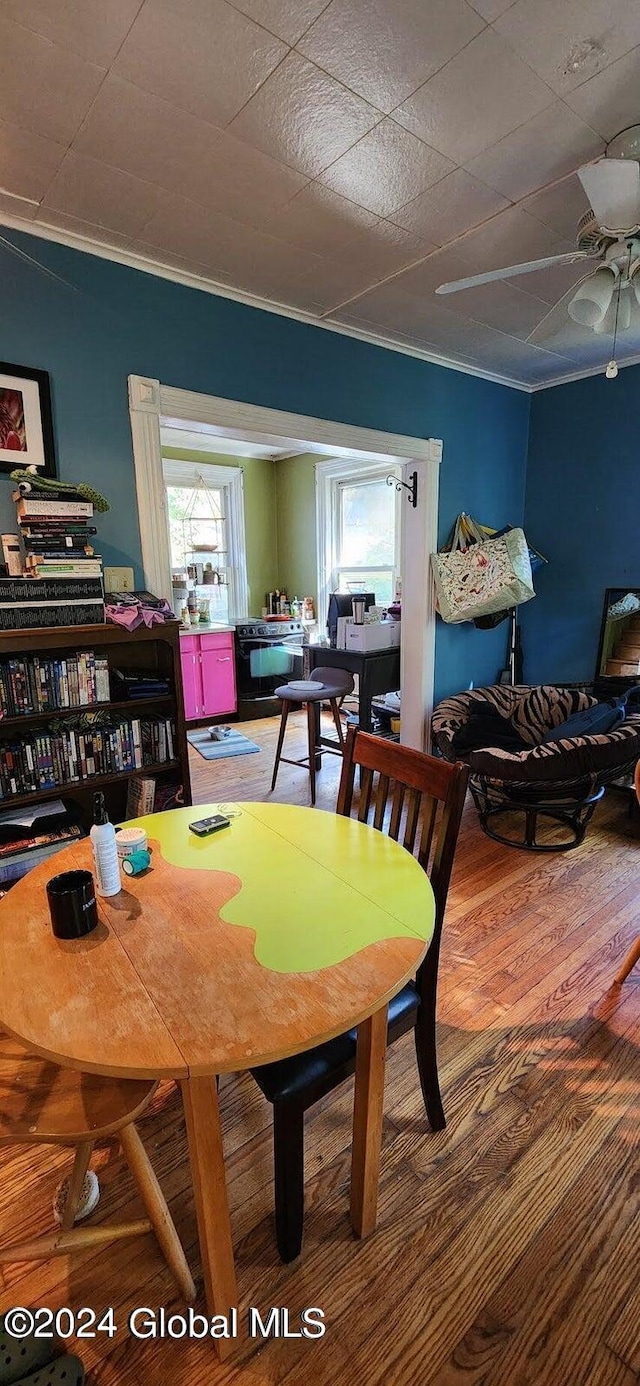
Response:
[[104, 566, 134, 593]]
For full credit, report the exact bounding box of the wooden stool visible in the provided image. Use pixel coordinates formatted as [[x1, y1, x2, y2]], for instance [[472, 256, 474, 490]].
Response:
[[271, 665, 354, 805], [0, 1034, 195, 1300]]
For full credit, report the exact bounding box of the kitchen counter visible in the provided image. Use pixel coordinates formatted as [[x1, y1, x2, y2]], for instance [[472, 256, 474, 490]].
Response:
[[179, 622, 235, 637]]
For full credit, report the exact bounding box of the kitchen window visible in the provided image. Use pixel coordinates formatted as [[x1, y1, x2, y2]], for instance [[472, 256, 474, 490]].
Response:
[[162, 458, 248, 620], [333, 470, 400, 607], [316, 461, 401, 619]]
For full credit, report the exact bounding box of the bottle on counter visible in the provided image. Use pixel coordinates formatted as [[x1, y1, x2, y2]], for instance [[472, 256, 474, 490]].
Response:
[[90, 792, 121, 897]]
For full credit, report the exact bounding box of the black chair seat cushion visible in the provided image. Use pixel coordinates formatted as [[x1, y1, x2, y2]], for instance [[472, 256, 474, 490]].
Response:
[[253, 982, 420, 1105]]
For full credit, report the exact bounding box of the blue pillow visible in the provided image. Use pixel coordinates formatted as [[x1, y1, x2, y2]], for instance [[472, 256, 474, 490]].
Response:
[[541, 702, 625, 743]]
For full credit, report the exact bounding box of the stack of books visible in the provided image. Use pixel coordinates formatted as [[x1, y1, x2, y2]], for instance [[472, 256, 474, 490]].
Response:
[[0, 650, 110, 715], [14, 484, 102, 581], [0, 482, 106, 629], [0, 713, 177, 798], [0, 799, 84, 889]]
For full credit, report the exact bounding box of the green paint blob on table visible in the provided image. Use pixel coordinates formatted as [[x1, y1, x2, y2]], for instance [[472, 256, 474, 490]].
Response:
[[130, 803, 434, 976]]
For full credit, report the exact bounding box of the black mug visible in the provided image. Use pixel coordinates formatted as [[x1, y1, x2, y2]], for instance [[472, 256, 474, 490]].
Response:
[[47, 869, 99, 939]]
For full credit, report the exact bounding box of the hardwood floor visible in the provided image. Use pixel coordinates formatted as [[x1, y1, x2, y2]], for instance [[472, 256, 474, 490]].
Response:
[[1, 712, 638, 1385]]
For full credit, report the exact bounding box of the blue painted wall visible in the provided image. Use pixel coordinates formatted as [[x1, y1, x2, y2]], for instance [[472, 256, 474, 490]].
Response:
[[522, 365, 640, 684], [0, 229, 530, 701]]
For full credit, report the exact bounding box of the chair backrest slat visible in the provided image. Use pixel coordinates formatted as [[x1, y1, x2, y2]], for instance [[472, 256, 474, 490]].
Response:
[[373, 774, 390, 830], [357, 765, 374, 822], [403, 789, 422, 854], [388, 782, 405, 840], [417, 795, 438, 870], [337, 727, 469, 949]]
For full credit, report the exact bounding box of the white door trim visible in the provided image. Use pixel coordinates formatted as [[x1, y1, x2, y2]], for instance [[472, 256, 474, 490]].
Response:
[[128, 375, 441, 749]]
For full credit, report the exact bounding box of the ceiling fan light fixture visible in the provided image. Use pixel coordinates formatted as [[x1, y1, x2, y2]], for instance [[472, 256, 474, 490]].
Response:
[[568, 266, 616, 327]]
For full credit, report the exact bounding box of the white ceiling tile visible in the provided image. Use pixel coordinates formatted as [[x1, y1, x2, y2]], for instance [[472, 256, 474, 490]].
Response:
[[466, 0, 518, 19], [462, 336, 570, 381], [229, 51, 379, 176], [494, 0, 640, 97], [0, 0, 142, 66], [441, 280, 549, 339], [0, 118, 66, 201], [453, 205, 564, 274], [320, 119, 454, 217], [509, 256, 591, 304], [331, 220, 433, 276], [266, 187, 434, 276], [0, 190, 38, 221], [392, 169, 510, 245], [34, 207, 134, 249], [521, 174, 590, 242], [261, 184, 380, 256], [394, 29, 553, 165], [565, 45, 640, 141], [130, 239, 237, 281], [74, 77, 308, 219], [387, 244, 477, 298], [226, 0, 332, 44], [0, 20, 105, 144], [42, 151, 165, 238], [139, 190, 327, 305], [466, 101, 604, 201], [113, 0, 287, 128], [297, 0, 485, 114]]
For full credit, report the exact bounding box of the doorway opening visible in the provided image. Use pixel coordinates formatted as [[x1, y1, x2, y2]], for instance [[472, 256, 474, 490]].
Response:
[[128, 376, 441, 750]]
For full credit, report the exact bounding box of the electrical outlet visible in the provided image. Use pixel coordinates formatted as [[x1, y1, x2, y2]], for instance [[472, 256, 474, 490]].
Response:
[[104, 566, 135, 593]]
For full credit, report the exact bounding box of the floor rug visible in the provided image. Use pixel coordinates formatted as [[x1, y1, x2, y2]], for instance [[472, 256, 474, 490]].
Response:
[[187, 727, 261, 760]]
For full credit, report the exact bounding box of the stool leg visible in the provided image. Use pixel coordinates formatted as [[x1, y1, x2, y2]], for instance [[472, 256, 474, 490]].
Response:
[[307, 700, 317, 805], [61, 1140, 95, 1231], [120, 1121, 196, 1302], [614, 934, 640, 985], [330, 698, 345, 747], [271, 701, 290, 793]]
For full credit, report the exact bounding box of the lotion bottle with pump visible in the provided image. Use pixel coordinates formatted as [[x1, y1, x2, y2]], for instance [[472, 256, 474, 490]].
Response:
[[90, 792, 121, 897]]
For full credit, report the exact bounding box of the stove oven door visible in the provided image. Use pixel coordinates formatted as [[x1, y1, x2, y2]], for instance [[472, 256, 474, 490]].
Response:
[[236, 635, 304, 699]]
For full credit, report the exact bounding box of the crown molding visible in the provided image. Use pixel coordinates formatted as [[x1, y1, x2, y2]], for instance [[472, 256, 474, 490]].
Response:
[[528, 351, 640, 390], [0, 209, 536, 394]]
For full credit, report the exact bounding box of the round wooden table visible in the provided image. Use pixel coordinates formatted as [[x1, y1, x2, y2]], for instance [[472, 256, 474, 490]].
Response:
[[0, 802, 434, 1356]]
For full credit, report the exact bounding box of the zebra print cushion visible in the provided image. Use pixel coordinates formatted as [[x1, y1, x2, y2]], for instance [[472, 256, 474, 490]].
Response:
[[432, 684, 596, 759], [510, 685, 593, 745], [469, 720, 640, 785]]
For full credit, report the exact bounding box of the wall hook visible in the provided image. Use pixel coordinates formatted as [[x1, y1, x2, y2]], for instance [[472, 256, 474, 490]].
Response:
[[387, 470, 418, 508]]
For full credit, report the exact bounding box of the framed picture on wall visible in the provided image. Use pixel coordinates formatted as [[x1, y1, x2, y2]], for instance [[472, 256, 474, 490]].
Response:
[[0, 362, 56, 477]]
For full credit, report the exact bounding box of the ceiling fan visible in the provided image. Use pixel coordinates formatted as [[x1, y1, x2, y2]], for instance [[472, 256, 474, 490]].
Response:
[[436, 125, 640, 378]]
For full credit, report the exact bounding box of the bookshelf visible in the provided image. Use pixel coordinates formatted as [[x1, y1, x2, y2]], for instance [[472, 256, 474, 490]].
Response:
[[0, 621, 192, 825]]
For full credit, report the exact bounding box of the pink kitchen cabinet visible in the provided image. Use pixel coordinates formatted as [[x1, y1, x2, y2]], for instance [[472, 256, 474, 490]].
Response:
[[179, 631, 236, 721], [200, 635, 236, 717]]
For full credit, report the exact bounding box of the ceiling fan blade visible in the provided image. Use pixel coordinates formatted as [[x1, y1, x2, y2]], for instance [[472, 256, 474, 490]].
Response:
[[577, 158, 640, 232], [435, 251, 591, 295]]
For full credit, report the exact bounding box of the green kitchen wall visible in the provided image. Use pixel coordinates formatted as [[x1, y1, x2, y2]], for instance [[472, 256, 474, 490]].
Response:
[[162, 448, 277, 617], [274, 453, 318, 609]]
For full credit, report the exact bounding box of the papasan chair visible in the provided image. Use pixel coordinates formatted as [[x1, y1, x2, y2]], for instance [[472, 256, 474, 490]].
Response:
[[432, 684, 640, 851]]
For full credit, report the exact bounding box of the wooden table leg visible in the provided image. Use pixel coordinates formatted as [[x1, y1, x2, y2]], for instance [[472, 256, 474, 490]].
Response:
[[181, 1076, 238, 1359], [350, 1004, 388, 1238]]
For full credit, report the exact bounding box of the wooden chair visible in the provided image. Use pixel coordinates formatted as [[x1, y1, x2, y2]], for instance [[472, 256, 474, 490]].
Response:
[[253, 726, 469, 1261], [0, 1034, 195, 1301], [614, 760, 640, 984], [271, 665, 355, 805]]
